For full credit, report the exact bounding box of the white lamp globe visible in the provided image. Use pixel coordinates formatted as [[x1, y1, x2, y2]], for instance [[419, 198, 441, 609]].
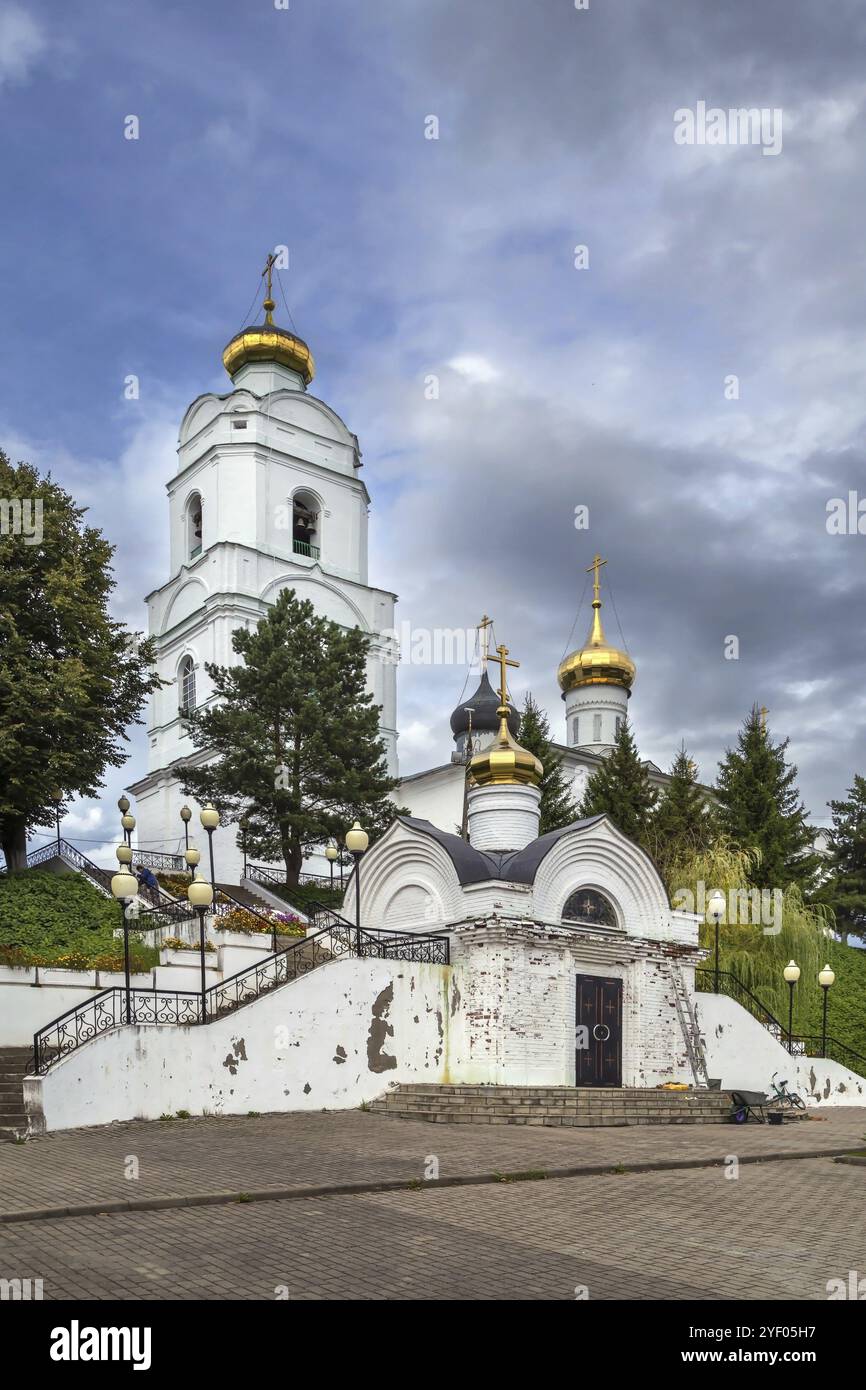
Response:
[[345, 822, 369, 855], [116, 843, 133, 865], [818, 964, 836, 989], [325, 842, 339, 863], [111, 869, 138, 900], [783, 960, 801, 984], [200, 803, 220, 831], [184, 847, 201, 869], [188, 873, 214, 909], [706, 891, 726, 923]]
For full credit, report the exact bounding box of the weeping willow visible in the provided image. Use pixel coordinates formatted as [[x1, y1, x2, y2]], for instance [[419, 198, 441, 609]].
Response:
[[665, 839, 835, 1038]]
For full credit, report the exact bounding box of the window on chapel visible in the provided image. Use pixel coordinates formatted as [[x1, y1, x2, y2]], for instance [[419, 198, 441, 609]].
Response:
[[562, 888, 617, 928], [179, 657, 196, 715], [187, 494, 203, 560]]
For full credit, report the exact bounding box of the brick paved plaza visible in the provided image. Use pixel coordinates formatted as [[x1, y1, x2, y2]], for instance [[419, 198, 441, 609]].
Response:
[[0, 1108, 864, 1299]]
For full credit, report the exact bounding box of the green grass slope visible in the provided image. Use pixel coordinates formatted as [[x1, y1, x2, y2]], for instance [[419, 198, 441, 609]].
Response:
[[0, 869, 158, 971]]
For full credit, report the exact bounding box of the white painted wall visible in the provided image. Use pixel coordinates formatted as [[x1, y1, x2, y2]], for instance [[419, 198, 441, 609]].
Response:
[[697, 992, 866, 1106], [27, 958, 453, 1132]]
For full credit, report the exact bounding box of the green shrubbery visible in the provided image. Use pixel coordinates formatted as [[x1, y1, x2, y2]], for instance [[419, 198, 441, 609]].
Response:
[[0, 870, 158, 971]]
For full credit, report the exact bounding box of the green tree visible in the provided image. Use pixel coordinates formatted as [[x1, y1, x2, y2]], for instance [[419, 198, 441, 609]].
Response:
[[0, 452, 161, 871], [649, 744, 714, 877], [578, 716, 657, 846], [518, 693, 580, 834], [180, 588, 399, 884], [815, 774, 866, 946], [715, 706, 818, 893]]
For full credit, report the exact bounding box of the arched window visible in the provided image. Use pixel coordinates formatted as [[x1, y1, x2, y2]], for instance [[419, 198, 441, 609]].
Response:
[[292, 490, 320, 559], [592, 712, 602, 743], [179, 656, 196, 715], [186, 493, 203, 560], [562, 888, 617, 928]]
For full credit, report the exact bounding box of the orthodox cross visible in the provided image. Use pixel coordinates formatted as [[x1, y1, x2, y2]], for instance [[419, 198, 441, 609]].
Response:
[[262, 252, 278, 324], [492, 642, 519, 710], [477, 614, 494, 670], [760, 705, 769, 732], [586, 553, 607, 604]]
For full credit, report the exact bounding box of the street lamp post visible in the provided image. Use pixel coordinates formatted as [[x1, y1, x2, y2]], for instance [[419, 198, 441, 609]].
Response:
[[783, 960, 801, 1054], [188, 873, 214, 1023], [818, 964, 836, 1059], [180, 805, 192, 858], [117, 796, 130, 817], [325, 840, 338, 892], [50, 789, 62, 854], [111, 862, 139, 1024], [707, 891, 725, 994], [200, 803, 220, 889], [121, 812, 135, 848], [184, 846, 201, 878], [345, 822, 369, 955]]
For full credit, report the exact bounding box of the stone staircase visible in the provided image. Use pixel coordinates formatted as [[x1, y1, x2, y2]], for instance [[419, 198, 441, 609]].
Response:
[[369, 1084, 735, 1126], [0, 1047, 32, 1142]]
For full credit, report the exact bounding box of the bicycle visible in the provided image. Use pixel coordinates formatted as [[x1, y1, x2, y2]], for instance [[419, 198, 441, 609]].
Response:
[[769, 1073, 807, 1111]]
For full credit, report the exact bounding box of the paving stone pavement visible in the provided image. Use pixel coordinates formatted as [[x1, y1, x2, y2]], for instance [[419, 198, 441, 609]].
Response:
[[1, 1107, 864, 1217], [0, 1159, 863, 1300]]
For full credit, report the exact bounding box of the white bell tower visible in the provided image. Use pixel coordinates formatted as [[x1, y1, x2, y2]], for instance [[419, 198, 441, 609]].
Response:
[[128, 262, 398, 882]]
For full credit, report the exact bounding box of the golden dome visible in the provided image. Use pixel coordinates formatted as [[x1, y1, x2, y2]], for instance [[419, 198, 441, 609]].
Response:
[[222, 322, 315, 384], [470, 708, 543, 788], [558, 558, 635, 694]]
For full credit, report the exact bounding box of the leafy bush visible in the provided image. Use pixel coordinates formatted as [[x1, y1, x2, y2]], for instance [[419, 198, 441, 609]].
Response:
[[0, 870, 157, 970]]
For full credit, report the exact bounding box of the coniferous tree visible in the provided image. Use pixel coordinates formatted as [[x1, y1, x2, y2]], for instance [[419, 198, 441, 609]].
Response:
[[519, 693, 580, 834], [578, 716, 657, 846], [180, 588, 400, 884], [715, 705, 818, 893], [0, 452, 161, 871], [815, 774, 866, 946], [649, 744, 714, 875]]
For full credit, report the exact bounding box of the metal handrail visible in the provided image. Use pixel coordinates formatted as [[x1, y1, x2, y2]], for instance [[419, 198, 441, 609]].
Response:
[[32, 987, 202, 1074], [697, 968, 866, 1070]]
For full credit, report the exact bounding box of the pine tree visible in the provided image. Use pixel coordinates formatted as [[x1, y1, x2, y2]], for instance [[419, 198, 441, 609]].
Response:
[[180, 588, 400, 884], [715, 705, 818, 892], [649, 744, 713, 875], [519, 694, 580, 834], [578, 716, 657, 846], [0, 452, 162, 871], [815, 774, 866, 946]]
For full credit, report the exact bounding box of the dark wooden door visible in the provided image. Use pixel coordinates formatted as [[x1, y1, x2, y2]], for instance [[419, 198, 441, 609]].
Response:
[[575, 974, 622, 1087]]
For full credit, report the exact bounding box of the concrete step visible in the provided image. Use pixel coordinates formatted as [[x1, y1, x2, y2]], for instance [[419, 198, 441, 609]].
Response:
[[369, 1084, 734, 1127]]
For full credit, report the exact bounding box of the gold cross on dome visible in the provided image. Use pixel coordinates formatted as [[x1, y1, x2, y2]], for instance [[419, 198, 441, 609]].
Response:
[[492, 643, 519, 709], [477, 614, 494, 670], [760, 705, 769, 732], [586, 553, 607, 605], [261, 252, 278, 324]]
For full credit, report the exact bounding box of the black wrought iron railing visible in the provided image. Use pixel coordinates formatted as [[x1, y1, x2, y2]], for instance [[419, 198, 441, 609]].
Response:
[[32, 987, 204, 1074], [31, 918, 451, 1074], [696, 968, 866, 1070], [27, 838, 114, 894]]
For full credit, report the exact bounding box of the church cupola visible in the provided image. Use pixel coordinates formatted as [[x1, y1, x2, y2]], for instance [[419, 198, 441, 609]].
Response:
[[222, 253, 315, 392], [450, 669, 520, 756], [558, 554, 634, 753], [467, 641, 543, 852]]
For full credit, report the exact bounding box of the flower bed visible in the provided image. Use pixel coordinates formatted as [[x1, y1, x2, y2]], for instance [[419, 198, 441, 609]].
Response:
[[213, 907, 304, 938], [162, 936, 216, 954]]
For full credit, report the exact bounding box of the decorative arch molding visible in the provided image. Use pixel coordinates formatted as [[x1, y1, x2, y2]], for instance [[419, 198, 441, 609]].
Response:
[[532, 817, 671, 939], [262, 389, 356, 446], [355, 822, 464, 930], [259, 573, 370, 632], [179, 393, 224, 445], [162, 577, 209, 634]]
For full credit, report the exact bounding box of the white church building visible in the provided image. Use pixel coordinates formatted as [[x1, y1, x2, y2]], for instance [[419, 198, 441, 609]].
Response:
[[128, 280, 398, 882]]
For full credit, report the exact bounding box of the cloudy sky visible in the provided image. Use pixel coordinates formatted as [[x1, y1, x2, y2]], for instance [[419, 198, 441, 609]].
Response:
[[3, 0, 865, 856]]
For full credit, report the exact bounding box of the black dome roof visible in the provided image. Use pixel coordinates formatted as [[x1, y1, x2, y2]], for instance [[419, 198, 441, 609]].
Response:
[[449, 670, 521, 739]]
